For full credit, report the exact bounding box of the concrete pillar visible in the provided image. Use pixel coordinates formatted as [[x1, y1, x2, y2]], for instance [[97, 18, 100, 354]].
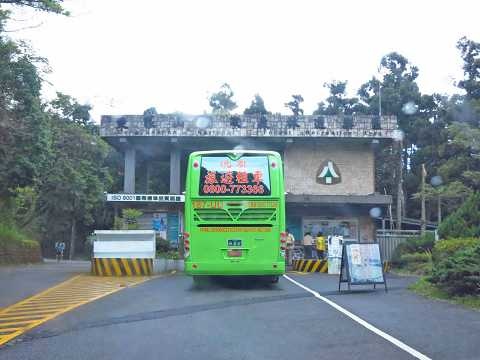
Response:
[[169, 146, 181, 194], [124, 147, 136, 193], [145, 162, 150, 193]]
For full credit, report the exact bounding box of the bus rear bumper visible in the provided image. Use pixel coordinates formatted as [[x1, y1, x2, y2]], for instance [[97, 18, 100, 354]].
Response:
[[184, 261, 285, 276]]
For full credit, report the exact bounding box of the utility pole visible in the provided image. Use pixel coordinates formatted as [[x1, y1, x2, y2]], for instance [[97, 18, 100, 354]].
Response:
[[396, 141, 403, 230], [378, 81, 382, 117], [421, 164, 427, 235], [377, 66, 382, 117], [385, 187, 394, 230], [437, 194, 442, 224]]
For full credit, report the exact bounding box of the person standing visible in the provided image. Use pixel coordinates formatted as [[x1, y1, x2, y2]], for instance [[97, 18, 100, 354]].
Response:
[[285, 229, 295, 266], [303, 232, 314, 259], [316, 231, 326, 259], [55, 241, 65, 262]]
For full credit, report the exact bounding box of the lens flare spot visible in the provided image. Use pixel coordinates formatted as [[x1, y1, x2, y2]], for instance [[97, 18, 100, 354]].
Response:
[[430, 175, 443, 187], [195, 116, 211, 129], [402, 101, 418, 115], [369, 207, 382, 218]]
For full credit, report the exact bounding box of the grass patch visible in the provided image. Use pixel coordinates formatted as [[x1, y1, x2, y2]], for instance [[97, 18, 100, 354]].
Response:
[[409, 277, 480, 311]]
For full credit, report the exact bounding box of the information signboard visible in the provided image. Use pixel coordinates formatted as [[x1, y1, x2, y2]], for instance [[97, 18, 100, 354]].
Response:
[[199, 156, 271, 196], [339, 243, 387, 292]]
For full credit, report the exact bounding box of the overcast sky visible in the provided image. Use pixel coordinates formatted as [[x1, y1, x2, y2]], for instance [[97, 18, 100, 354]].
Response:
[[5, 0, 480, 121]]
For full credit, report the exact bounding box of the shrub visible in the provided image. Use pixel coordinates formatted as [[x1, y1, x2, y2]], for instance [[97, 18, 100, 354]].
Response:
[[0, 223, 29, 247], [438, 192, 480, 239], [156, 250, 180, 260], [19, 239, 40, 249], [429, 244, 480, 296], [400, 252, 431, 264], [395, 252, 432, 274], [156, 237, 170, 252], [113, 216, 124, 230], [121, 208, 143, 230], [432, 238, 480, 264], [391, 232, 435, 265]]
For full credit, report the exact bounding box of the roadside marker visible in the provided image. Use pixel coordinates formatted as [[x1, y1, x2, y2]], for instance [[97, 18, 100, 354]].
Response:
[[283, 275, 432, 360], [0, 274, 154, 347]]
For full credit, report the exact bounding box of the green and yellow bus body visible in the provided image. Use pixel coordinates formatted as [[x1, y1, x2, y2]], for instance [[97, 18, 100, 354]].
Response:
[[184, 150, 286, 279]]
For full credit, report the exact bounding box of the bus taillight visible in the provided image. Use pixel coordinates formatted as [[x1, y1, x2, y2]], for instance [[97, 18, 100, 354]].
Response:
[[183, 232, 190, 258], [280, 232, 287, 252]]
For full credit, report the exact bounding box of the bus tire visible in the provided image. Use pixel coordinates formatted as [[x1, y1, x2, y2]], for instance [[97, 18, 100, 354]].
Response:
[[193, 276, 206, 285], [270, 276, 279, 283]]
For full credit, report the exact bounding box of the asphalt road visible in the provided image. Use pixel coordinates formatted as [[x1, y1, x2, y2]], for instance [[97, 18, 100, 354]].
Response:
[[0, 260, 90, 308], [1, 272, 479, 360]]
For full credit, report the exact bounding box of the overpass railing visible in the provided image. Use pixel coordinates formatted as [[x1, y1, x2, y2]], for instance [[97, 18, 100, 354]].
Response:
[[100, 114, 398, 139]]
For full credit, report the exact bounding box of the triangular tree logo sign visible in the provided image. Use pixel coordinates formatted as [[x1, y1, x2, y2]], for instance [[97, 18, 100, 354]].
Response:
[[316, 160, 341, 185]]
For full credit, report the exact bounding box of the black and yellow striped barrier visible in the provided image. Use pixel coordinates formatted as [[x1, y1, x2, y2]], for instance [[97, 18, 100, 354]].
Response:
[[91, 258, 153, 276], [383, 261, 391, 273], [293, 259, 328, 273]]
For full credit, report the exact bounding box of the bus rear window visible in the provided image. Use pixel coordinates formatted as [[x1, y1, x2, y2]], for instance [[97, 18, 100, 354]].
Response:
[[199, 156, 271, 196]]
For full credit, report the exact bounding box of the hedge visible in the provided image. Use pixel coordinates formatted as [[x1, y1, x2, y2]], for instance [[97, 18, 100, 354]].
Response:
[[429, 243, 480, 296]]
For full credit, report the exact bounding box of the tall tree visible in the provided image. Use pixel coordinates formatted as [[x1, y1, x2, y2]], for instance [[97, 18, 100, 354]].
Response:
[[0, 1, 69, 15], [284, 94, 304, 116], [208, 83, 237, 114], [37, 96, 111, 258], [358, 52, 439, 226], [244, 94, 269, 115], [0, 10, 51, 197], [456, 37, 480, 102], [314, 81, 359, 115]]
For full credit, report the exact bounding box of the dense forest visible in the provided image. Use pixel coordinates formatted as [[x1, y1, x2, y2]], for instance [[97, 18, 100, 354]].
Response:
[[0, 1, 479, 258]]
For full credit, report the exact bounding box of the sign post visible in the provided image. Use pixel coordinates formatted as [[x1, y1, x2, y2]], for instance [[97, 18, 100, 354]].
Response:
[[338, 243, 387, 292]]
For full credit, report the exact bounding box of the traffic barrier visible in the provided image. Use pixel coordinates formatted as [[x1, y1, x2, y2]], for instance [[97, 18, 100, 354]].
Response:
[[293, 259, 328, 273], [91, 258, 153, 276], [383, 261, 391, 273], [92, 230, 156, 277]]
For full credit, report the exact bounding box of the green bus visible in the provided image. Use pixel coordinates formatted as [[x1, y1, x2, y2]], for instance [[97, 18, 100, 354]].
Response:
[[183, 150, 286, 282]]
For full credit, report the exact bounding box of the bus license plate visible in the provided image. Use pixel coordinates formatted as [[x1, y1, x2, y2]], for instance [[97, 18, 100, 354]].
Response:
[[228, 239, 242, 247], [228, 250, 242, 257]]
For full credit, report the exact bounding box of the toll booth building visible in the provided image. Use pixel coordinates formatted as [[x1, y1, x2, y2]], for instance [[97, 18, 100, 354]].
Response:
[[100, 114, 396, 246]]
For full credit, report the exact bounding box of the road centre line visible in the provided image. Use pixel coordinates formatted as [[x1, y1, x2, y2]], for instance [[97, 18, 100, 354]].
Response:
[[283, 275, 432, 360]]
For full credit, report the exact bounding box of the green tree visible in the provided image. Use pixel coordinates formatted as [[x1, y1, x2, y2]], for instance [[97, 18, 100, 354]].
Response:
[[208, 83, 237, 114], [412, 181, 472, 223], [0, 10, 52, 197], [314, 81, 359, 115], [50, 92, 92, 127], [358, 52, 441, 225], [438, 192, 480, 238], [456, 37, 480, 102], [244, 94, 269, 115], [35, 95, 111, 259], [0, 1, 69, 15], [284, 94, 304, 116]]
